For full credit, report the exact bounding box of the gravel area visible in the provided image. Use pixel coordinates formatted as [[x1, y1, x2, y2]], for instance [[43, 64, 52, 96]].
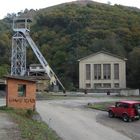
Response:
[[96, 111, 140, 140], [0, 112, 23, 140]]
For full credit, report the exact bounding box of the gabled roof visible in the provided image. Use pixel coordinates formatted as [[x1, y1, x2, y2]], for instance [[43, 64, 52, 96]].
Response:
[[78, 51, 127, 61]]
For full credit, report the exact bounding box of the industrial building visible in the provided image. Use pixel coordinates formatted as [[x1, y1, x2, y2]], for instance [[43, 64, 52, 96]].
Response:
[[78, 51, 127, 90]]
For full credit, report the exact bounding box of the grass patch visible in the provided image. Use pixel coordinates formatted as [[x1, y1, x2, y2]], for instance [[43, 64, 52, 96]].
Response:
[[87, 97, 140, 111], [87, 102, 115, 111], [0, 106, 61, 140]]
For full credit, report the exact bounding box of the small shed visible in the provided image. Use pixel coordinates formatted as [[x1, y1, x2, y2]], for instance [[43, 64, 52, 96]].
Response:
[[5, 76, 36, 110]]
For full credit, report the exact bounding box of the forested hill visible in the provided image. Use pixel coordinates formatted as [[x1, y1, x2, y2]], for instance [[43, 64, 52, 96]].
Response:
[[1, 1, 140, 89]]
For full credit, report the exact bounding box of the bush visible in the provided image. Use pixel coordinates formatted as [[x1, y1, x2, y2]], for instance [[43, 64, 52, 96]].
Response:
[[26, 109, 34, 118], [0, 106, 13, 111]]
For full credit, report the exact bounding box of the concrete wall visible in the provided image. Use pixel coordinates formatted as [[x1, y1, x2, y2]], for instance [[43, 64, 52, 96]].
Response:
[[36, 79, 49, 91], [120, 89, 140, 96]]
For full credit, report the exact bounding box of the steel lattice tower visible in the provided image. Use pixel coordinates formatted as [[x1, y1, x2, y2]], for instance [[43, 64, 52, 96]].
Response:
[[11, 32, 27, 76], [10, 18, 65, 91], [11, 18, 30, 76]]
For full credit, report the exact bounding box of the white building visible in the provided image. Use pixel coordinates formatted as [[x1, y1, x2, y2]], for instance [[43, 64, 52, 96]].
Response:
[[78, 51, 127, 89], [29, 64, 45, 76]]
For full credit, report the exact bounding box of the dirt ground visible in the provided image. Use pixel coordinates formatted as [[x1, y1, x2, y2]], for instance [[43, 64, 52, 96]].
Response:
[[0, 112, 23, 140]]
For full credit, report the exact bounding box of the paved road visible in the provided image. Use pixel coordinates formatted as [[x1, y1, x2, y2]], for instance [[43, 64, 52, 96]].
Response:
[[37, 97, 131, 140], [97, 111, 140, 140]]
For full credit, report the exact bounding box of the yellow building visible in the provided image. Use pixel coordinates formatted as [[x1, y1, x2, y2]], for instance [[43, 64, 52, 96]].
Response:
[[78, 51, 127, 89]]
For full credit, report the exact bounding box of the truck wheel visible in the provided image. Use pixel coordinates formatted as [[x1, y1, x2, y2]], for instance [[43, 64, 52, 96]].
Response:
[[108, 111, 114, 118], [122, 114, 129, 122]]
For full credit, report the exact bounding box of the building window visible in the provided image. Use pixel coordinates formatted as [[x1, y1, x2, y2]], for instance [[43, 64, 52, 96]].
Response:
[[86, 64, 91, 80], [94, 64, 101, 80], [86, 83, 91, 88], [18, 84, 26, 97], [94, 83, 102, 88], [103, 83, 111, 88], [114, 83, 119, 88], [31, 66, 36, 69], [114, 64, 119, 79], [103, 64, 111, 79]]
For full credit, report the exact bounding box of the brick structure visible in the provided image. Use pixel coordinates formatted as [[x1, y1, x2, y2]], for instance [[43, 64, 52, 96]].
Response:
[[6, 76, 36, 110]]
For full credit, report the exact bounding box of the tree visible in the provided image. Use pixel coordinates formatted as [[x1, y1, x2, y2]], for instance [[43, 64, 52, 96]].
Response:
[[0, 65, 9, 78], [127, 48, 140, 88]]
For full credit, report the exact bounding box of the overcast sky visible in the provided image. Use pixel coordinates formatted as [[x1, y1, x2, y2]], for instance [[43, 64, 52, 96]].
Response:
[[1, 0, 140, 19]]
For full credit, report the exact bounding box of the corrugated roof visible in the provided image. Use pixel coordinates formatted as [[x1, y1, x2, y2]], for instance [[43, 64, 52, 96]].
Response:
[[28, 76, 49, 80]]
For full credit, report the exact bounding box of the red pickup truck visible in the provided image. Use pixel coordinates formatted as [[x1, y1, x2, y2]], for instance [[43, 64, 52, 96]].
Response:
[[108, 100, 140, 122]]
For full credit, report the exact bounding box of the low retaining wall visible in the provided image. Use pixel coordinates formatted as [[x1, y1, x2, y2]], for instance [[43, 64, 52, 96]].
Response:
[[79, 88, 121, 93], [79, 88, 140, 96], [119, 89, 140, 96]]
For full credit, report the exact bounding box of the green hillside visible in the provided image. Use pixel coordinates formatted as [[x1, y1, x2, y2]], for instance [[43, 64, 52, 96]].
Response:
[[1, 1, 140, 89]]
